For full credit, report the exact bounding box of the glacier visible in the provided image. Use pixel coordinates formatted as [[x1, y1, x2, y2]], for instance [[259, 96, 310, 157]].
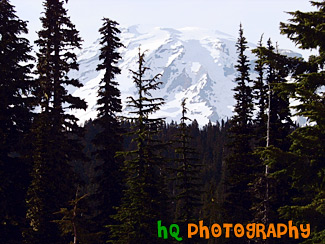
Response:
[[69, 26, 301, 126]]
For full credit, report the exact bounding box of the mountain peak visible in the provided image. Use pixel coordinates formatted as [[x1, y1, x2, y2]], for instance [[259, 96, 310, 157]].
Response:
[[69, 26, 297, 126]]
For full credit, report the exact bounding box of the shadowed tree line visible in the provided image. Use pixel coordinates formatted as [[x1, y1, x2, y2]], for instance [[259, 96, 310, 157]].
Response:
[[0, 0, 324, 243]]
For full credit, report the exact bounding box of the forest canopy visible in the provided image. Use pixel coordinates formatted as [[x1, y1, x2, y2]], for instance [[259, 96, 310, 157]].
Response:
[[0, 0, 324, 243]]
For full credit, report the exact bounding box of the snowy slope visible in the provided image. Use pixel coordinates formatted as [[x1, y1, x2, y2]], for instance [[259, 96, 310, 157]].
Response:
[[69, 26, 300, 126]]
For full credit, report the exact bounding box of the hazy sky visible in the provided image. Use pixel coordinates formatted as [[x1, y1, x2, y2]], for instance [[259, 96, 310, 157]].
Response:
[[11, 0, 315, 58]]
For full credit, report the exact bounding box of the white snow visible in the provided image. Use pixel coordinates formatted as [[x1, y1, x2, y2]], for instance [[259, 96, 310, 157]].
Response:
[[69, 26, 263, 126]]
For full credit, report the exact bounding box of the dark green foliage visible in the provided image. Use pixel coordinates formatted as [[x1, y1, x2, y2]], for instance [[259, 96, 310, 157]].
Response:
[[2, 1, 324, 243], [0, 0, 34, 242], [109, 48, 168, 243], [91, 18, 124, 243], [201, 120, 230, 234], [25, 0, 86, 243], [199, 121, 226, 195], [25, 112, 63, 244], [252, 35, 268, 147], [223, 24, 255, 230], [252, 37, 298, 149], [264, 39, 295, 151], [279, 1, 325, 242], [53, 189, 90, 244], [173, 99, 203, 242], [232, 24, 254, 127], [250, 38, 298, 231]]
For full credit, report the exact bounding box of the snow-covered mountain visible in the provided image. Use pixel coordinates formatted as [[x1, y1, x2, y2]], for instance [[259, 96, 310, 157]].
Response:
[[69, 26, 301, 126]]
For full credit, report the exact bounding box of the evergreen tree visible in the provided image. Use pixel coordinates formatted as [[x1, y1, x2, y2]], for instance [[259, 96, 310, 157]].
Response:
[[251, 37, 300, 243], [253, 37, 297, 150], [252, 35, 268, 147], [109, 48, 168, 243], [223, 24, 255, 231], [232, 24, 254, 128], [0, 0, 34, 242], [91, 18, 124, 243], [265, 39, 294, 151], [278, 1, 325, 242], [53, 188, 89, 244], [25, 0, 86, 243], [173, 99, 202, 243], [254, 38, 299, 208], [201, 121, 230, 236]]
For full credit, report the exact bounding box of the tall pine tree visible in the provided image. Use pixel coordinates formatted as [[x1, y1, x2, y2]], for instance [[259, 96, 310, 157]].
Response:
[[91, 18, 124, 243], [223, 24, 255, 237], [264, 39, 294, 151], [252, 35, 268, 147], [173, 98, 202, 243], [109, 48, 168, 243], [251, 38, 300, 243], [25, 0, 86, 243], [278, 1, 325, 242], [0, 0, 34, 243]]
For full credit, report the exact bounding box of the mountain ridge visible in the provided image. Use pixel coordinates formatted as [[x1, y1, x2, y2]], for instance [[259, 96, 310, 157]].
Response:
[[69, 26, 302, 125]]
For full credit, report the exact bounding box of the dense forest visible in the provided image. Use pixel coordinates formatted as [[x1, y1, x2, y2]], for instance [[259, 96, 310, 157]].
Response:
[[0, 0, 324, 243]]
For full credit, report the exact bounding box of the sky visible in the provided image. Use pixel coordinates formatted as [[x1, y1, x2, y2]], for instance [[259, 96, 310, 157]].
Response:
[[11, 0, 316, 59]]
